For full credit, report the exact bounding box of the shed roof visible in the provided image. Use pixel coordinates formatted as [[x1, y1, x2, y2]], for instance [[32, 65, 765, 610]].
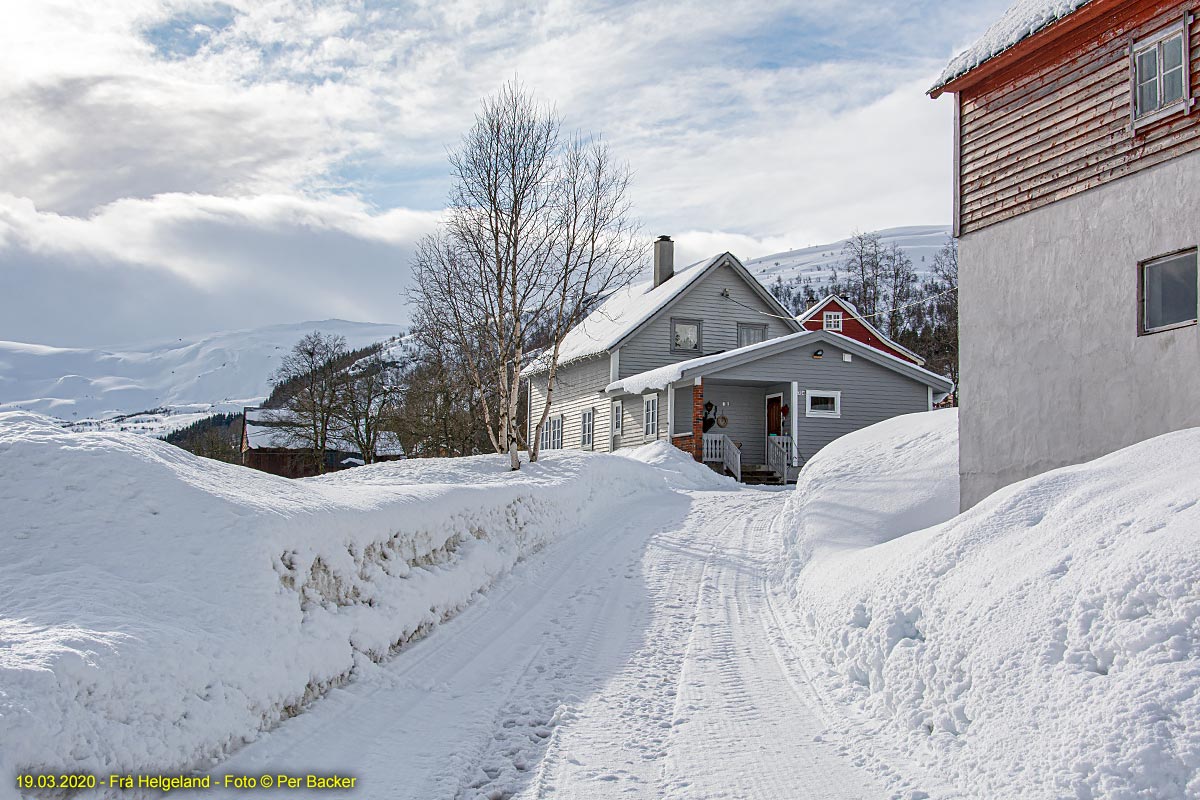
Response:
[[931, 0, 1094, 94], [243, 408, 406, 457], [604, 329, 954, 398]]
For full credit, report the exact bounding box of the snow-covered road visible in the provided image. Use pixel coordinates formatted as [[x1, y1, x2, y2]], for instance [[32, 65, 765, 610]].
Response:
[[216, 489, 891, 799]]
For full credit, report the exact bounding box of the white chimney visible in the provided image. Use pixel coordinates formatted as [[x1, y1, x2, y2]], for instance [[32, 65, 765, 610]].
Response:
[[653, 235, 674, 288]]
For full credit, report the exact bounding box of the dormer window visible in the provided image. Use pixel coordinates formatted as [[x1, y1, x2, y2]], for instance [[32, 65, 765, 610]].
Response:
[[822, 311, 843, 332], [671, 318, 702, 353], [1133, 22, 1191, 124]]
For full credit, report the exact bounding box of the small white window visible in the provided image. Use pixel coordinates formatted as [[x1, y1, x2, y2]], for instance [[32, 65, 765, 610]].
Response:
[[541, 415, 564, 450], [612, 400, 623, 435], [823, 311, 843, 332], [737, 323, 767, 348], [581, 408, 594, 450], [1133, 25, 1190, 122], [1141, 249, 1198, 334], [643, 395, 659, 437], [805, 390, 842, 419]]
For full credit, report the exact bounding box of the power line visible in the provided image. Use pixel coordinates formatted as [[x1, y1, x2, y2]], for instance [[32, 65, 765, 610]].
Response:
[[723, 285, 958, 324]]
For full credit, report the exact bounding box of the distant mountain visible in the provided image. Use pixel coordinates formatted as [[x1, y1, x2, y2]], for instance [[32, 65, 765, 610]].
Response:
[[0, 320, 404, 434], [744, 225, 952, 291]]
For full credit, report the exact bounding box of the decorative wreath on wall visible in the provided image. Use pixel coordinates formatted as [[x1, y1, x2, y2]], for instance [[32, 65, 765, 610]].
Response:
[[716, 415, 729, 428]]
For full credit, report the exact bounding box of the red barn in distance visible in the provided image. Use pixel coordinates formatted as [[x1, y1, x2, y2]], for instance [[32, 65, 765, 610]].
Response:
[[795, 295, 926, 366]]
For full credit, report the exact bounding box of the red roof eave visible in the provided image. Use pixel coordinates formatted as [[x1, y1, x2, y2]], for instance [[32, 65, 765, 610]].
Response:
[[929, 0, 1123, 98]]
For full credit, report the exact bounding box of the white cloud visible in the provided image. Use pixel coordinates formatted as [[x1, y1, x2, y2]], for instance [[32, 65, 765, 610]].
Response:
[[0, 0, 1010, 345]]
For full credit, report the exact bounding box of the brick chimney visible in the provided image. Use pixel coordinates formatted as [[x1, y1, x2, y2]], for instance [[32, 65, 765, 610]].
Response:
[[653, 235, 674, 288]]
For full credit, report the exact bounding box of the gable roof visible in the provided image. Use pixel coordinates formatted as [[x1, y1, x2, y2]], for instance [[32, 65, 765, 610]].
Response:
[[527, 252, 800, 375], [796, 294, 926, 365], [930, 0, 1094, 96], [604, 329, 954, 399]]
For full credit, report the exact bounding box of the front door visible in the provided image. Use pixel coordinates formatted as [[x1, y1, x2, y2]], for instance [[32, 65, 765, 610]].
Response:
[[765, 394, 783, 440]]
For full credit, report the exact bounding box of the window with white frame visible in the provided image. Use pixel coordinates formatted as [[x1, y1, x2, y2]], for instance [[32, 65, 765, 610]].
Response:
[[671, 318, 702, 353], [822, 311, 843, 331], [1141, 249, 1198, 334], [612, 400, 623, 436], [581, 408, 594, 450], [540, 415, 563, 450], [643, 394, 659, 437], [805, 390, 841, 418], [1133, 22, 1190, 122]]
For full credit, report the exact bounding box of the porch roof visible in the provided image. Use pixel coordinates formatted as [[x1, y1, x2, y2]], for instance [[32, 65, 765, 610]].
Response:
[[604, 329, 954, 398]]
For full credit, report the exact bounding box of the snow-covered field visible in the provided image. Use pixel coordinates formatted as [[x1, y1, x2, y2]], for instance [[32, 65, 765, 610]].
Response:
[[4, 407, 1197, 799], [0, 320, 401, 433], [775, 409, 1200, 799]]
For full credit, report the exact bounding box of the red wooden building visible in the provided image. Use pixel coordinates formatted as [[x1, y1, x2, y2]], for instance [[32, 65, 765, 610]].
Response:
[[796, 295, 925, 366]]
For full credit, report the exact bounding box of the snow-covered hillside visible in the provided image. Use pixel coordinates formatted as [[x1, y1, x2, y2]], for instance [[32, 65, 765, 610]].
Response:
[[774, 411, 1200, 799], [745, 224, 951, 289], [0, 320, 402, 433]]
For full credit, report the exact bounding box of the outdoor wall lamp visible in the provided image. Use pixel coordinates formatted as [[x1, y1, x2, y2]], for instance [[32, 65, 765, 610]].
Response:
[[812, 349, 824, 359]]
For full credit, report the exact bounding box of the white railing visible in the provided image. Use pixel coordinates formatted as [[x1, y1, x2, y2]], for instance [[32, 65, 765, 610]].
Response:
[[721, 435, 741, 482], [702, 433, 723, 463], [766, 437, 789, 484]]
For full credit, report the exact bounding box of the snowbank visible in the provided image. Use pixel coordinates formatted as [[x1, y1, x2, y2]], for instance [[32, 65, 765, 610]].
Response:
[[614, 440, 736, 491], [0, 413, 692, 796], [776, 409, 1200, 798]]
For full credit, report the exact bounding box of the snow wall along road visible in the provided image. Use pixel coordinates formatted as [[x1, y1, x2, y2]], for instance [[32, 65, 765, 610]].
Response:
[[0, 413, 718, 796]]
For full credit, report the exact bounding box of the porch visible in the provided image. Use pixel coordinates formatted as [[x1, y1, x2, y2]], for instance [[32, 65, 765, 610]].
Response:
[[666, 377, 803, 486]]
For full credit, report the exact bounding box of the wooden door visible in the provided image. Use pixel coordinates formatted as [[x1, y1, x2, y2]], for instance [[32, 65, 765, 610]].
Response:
[[766, 395, 783, 437]]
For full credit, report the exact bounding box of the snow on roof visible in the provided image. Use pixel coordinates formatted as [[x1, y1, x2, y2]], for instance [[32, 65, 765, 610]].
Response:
[[606, 330, 953, 397], [527, 254, 726, 374], [796, 295, 926, 365], [933, 0, 1093, 92]]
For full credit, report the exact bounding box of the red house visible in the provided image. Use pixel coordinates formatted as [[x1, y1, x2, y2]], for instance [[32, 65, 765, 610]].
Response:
[[796, 295, 925, 366]]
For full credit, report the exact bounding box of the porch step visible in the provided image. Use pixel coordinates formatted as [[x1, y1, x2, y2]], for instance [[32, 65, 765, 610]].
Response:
[[733, 466, 783, 486]]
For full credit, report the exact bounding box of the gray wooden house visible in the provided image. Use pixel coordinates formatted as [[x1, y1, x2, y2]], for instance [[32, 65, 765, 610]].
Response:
[[525, 236, 954, 483]]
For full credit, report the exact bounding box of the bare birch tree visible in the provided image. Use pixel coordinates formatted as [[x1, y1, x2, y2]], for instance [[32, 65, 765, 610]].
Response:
[[410, 81, 640, 470], [336, 349, 402, 463]]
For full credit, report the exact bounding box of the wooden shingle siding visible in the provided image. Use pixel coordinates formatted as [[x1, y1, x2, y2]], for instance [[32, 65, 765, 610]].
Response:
[[618, 264, 793, 379], [958, 0, 1200, 234]]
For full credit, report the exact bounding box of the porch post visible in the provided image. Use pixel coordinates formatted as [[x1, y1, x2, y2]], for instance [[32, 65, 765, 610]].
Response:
[[790, 381, 799, 467], [692, 378, 704, 462], [667, 383, 674, 439]]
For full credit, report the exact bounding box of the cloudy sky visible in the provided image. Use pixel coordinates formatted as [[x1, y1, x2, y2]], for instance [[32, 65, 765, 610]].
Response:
[[0, 0, 1007, 346]]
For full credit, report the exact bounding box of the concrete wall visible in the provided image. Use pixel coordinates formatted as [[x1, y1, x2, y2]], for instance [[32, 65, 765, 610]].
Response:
[[619, 262, 794, 378], [958, 149, 1200, 509]]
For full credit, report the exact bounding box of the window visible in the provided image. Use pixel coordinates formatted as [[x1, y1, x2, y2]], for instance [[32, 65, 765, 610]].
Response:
[[1141, 249, 1198, 334], [671, 318, 702, 353], [612, 400, 623, 436], [737, 323, 767, 348], [805, 390, 841, 419], [823, 311, 843, 332], [1133, 24, 1190, 122], [581, 408, 594, 450], [540, 415, 563, 450], [643, 394, 659, 437]]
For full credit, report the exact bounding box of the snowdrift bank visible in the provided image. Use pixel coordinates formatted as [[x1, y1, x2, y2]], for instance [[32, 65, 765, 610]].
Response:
[[776, 409, 1200, 798], [0, 413, 705, 795]]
